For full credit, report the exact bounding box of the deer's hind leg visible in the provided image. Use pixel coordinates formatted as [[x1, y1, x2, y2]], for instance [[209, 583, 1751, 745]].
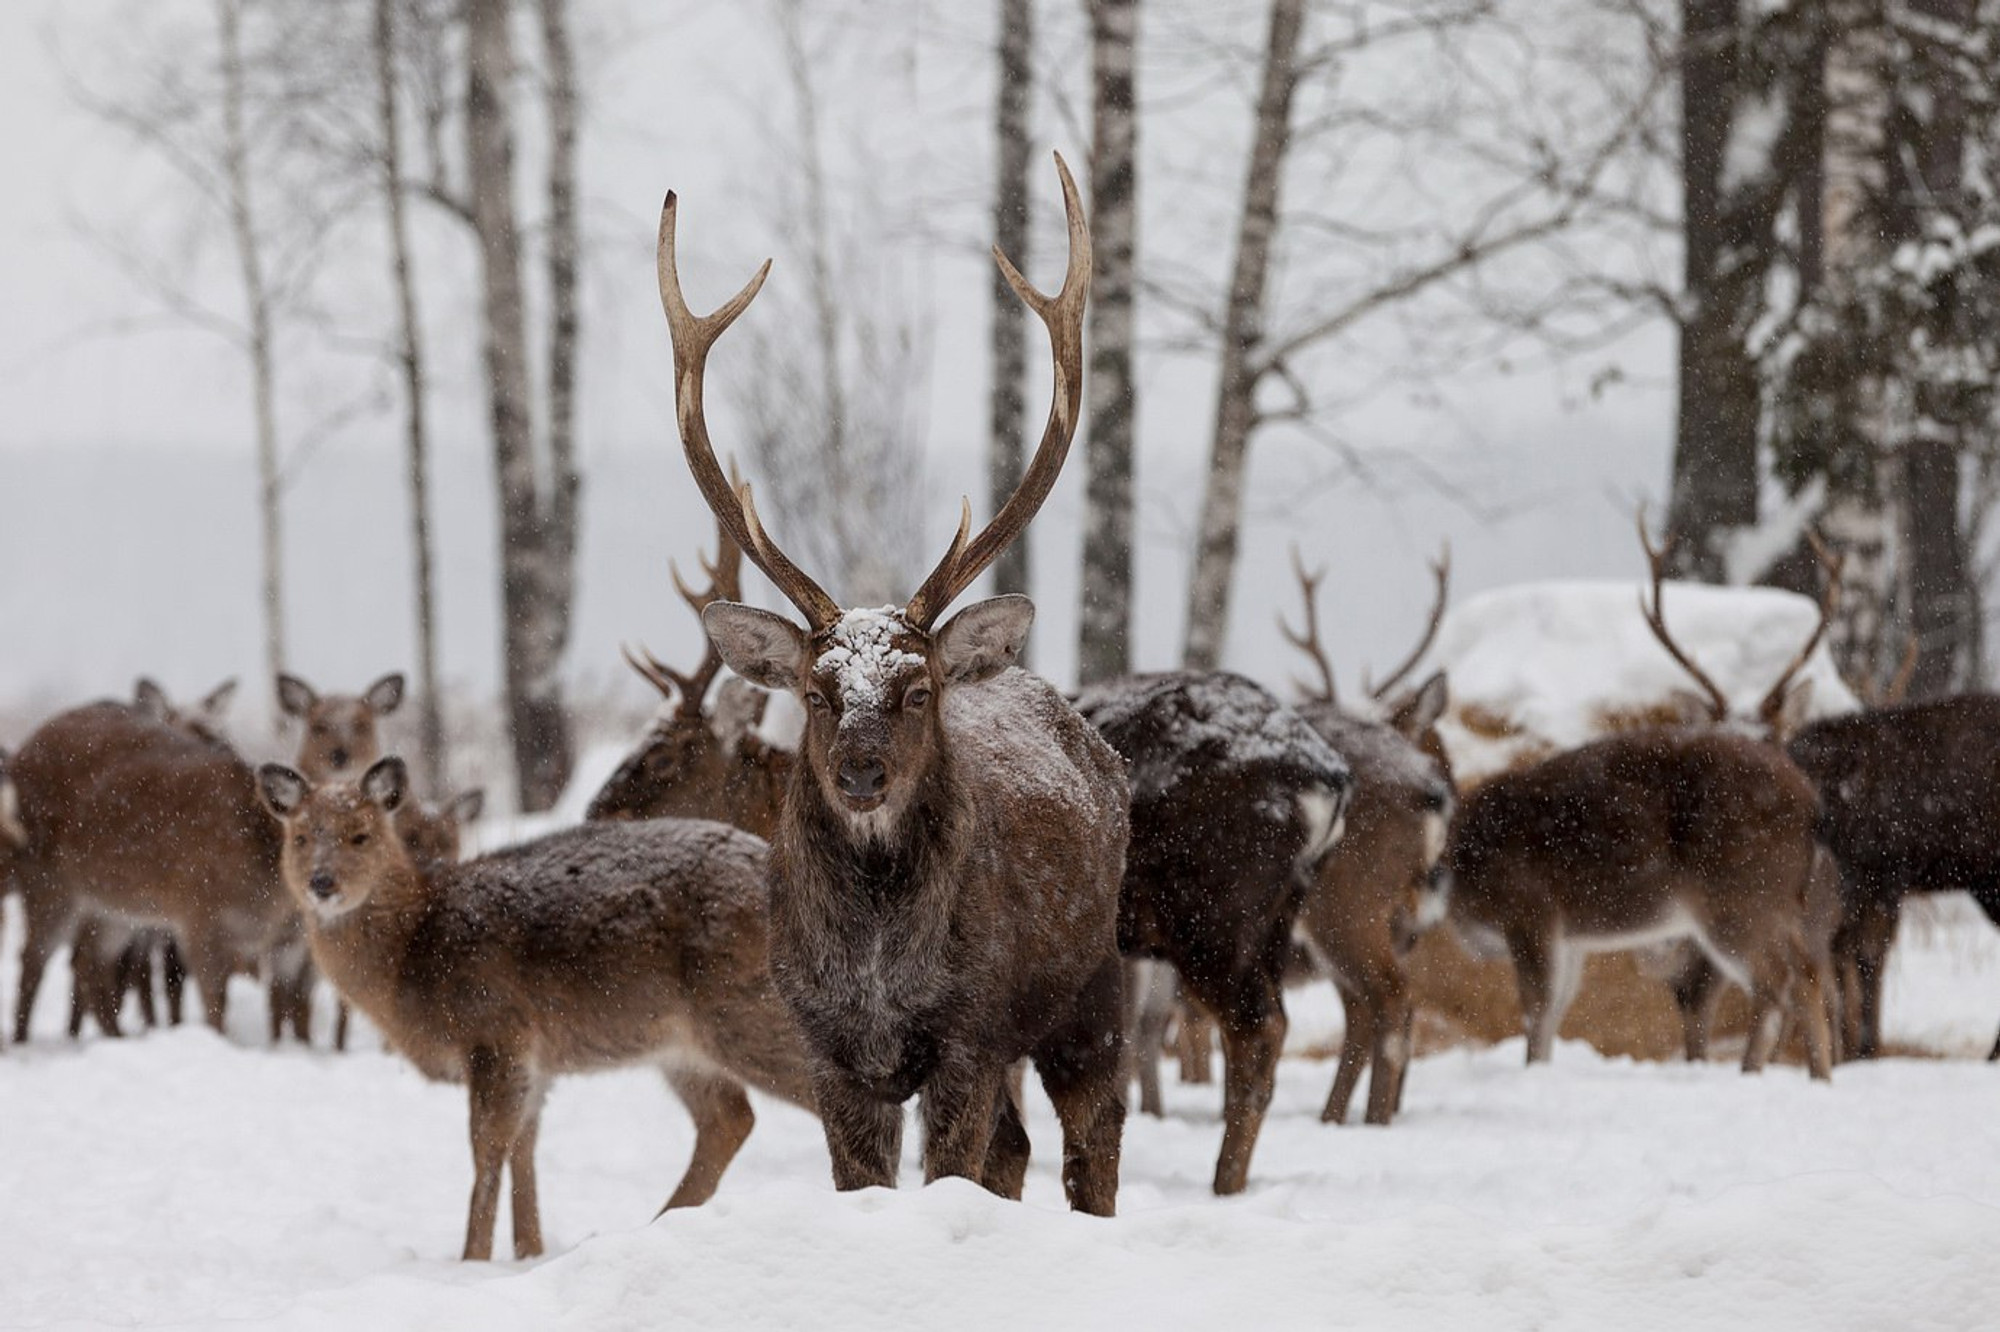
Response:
[[507, 1083, 551, 1258], [660, 1064, 757, 1212]]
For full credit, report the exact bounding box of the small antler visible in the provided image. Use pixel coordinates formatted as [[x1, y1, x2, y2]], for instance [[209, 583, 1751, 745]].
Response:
[[1279, 545, 1338, 705], [658, 192, 841, 632], [1873, 635, 1920, 707], [1367, 546, 1451, 702], [1755, 529, 1844, 723], [904, 152, 1091, 630], [1637, 509, 1731, 722]]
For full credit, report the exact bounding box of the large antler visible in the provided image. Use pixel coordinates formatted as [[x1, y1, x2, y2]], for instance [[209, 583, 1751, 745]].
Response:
[[904, 152, 1091, 630], [624, 475, 747, 718], [1637, 510, 1731, 722], [1366, 546, 1451, 701], [657, 192, 841, 632], [1279, 546, 1338, 704], [1754, 529, 1844, 722]]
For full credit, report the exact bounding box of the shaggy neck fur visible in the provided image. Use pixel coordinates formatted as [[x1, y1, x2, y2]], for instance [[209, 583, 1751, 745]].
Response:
[[298, 856, 434, 1019], [780, 732, 973, 916]]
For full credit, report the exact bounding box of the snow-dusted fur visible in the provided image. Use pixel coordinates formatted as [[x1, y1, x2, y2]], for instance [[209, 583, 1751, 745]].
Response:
[[1293, 701, 1454, 1126], [9, 701, 293, 1040], [1445, 726, 1834, 1078], [585, 681, 792, 835], [762, 662, 1131, 1215], [258, 759, 815, 1261], [1075, 671, 1352, 1195]]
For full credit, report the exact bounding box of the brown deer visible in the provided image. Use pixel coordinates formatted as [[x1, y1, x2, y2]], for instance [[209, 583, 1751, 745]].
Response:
[[1440, 521, 1838, 1079], [10, 701, 293, 1041], [663, 154, 1131, 1215], [258, 757, 814, 1260], [587, 501, 792, 834], [1077, 672, 1351, 1192], [1627, 518, 1850, 1064], [271, 670, 418, 1049], [1275, 547, 1455, 1125], [276, 672, 404, 779]]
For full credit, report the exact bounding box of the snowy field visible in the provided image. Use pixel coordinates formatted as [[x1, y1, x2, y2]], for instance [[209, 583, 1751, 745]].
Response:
[[4, 892, 2000, 1330]]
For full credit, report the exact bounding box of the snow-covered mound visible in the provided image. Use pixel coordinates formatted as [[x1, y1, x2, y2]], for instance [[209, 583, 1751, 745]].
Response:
[[1429, 580, 1860, 784]]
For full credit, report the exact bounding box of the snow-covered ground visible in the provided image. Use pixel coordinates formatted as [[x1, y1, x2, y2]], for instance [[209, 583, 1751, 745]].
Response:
[[5, 887, 1999, 1330]]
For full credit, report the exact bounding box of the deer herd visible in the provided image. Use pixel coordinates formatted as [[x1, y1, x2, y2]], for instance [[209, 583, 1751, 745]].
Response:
[[3, 153, 1998, 1260]]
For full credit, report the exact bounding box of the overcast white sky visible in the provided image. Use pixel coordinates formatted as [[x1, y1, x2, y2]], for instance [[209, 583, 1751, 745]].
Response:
[[0, 0, 1677, 736]]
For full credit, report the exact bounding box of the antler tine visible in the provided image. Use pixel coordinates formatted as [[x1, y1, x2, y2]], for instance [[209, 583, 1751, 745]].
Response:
[[1879, 635, 1920, 706], [621, 642, 686, 704], [1278, 544, 1338, 705], [1757, 527, 1845, 721], [906, 151, 1091, 629], [657, 192, 840, 631], [1635, 509, 1731, 722], [1368, 545, 1452, 701]]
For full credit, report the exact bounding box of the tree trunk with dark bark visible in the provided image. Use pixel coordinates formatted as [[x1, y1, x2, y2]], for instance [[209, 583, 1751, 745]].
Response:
[[1182, 0, 1303, 671], [990, 0, 1034, 607], [1079, 0, 1137, 685], [465, 0, 573, 811]]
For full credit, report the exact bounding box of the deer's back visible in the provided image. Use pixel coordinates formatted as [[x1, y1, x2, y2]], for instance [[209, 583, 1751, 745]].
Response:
[[1790, 696, 2000, 891], [1449, 728, 1817, 931], [373, 819, 800, 1089]]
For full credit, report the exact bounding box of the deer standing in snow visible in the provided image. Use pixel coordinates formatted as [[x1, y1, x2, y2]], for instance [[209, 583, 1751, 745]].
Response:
[[663, 153, 1131, 1214], [259, 757, 814, 1260]]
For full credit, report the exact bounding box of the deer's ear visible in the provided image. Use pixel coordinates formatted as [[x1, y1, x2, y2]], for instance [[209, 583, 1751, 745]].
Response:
[[361, 756, 408, 812], [258, 764, 311, 819], [365, 673, 406, 714], [133, 678, 172, 723], [1662, 689, 1722, 727], [276, 674, 317, 717], [202, 678, 239, 718], [1388, 671, 1449, 739], [709, 677, 769, 753], [702, 604, 808, 692], [936, 595, 1034, 685]]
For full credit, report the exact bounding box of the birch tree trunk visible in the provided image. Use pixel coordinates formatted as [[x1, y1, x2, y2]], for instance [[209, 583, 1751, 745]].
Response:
[[989, 0, 1034, 605], [217, 0, 287, 697], [1181, 0, 1303, 671], [536, 0, 583, 685], [375, 0, 446, 790], [1078, 0, 1138, 685], [465, 0, 573, 811]]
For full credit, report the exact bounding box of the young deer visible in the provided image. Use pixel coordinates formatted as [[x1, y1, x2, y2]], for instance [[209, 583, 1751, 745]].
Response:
[[1441, 519, 1838, 1079], [257, 757, 814, 1261], [10, 701, 293, 1040], [1076, 672, 1351, 1192], [663, 154, 1131, 1215], [587, 502, 792, 834], [276, 672, 404, 779]]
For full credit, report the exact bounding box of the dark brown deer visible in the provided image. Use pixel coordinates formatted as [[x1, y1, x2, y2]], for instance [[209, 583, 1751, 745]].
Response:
[[1440, 527, 1839, 1082], [1630, 518, 1849, 1064], [10, 701, 293, 1040], [1076, 672, 1351, 1192], [258, 758, 814, 1260], [587, 503, 792, 834], [662, 154, 1131, 1215]]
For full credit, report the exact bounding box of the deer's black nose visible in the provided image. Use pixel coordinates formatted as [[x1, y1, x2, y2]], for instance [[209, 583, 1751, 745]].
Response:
[[329, 748, 350, 771], [837, 759, 886, 800], [308, 871, 337, 900]]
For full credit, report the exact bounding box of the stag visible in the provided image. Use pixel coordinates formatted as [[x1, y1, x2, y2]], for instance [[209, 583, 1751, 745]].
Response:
[[660, 153, 1130, 1214], [587, 498, 792, 834], [1277, 548, 1455, 1126]]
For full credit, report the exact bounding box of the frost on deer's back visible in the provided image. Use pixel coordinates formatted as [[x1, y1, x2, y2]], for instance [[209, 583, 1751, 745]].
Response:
[[814, 608, 927, 709], [1074, 671, 1350, 805], [944, 670, 1130, 836]]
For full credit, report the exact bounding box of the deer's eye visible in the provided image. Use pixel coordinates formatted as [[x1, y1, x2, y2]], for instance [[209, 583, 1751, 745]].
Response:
[[905, 686, 932, 711], [807, 691, 831, 712], [351, 833, 370, 847], [293, 835, 306, 848]]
